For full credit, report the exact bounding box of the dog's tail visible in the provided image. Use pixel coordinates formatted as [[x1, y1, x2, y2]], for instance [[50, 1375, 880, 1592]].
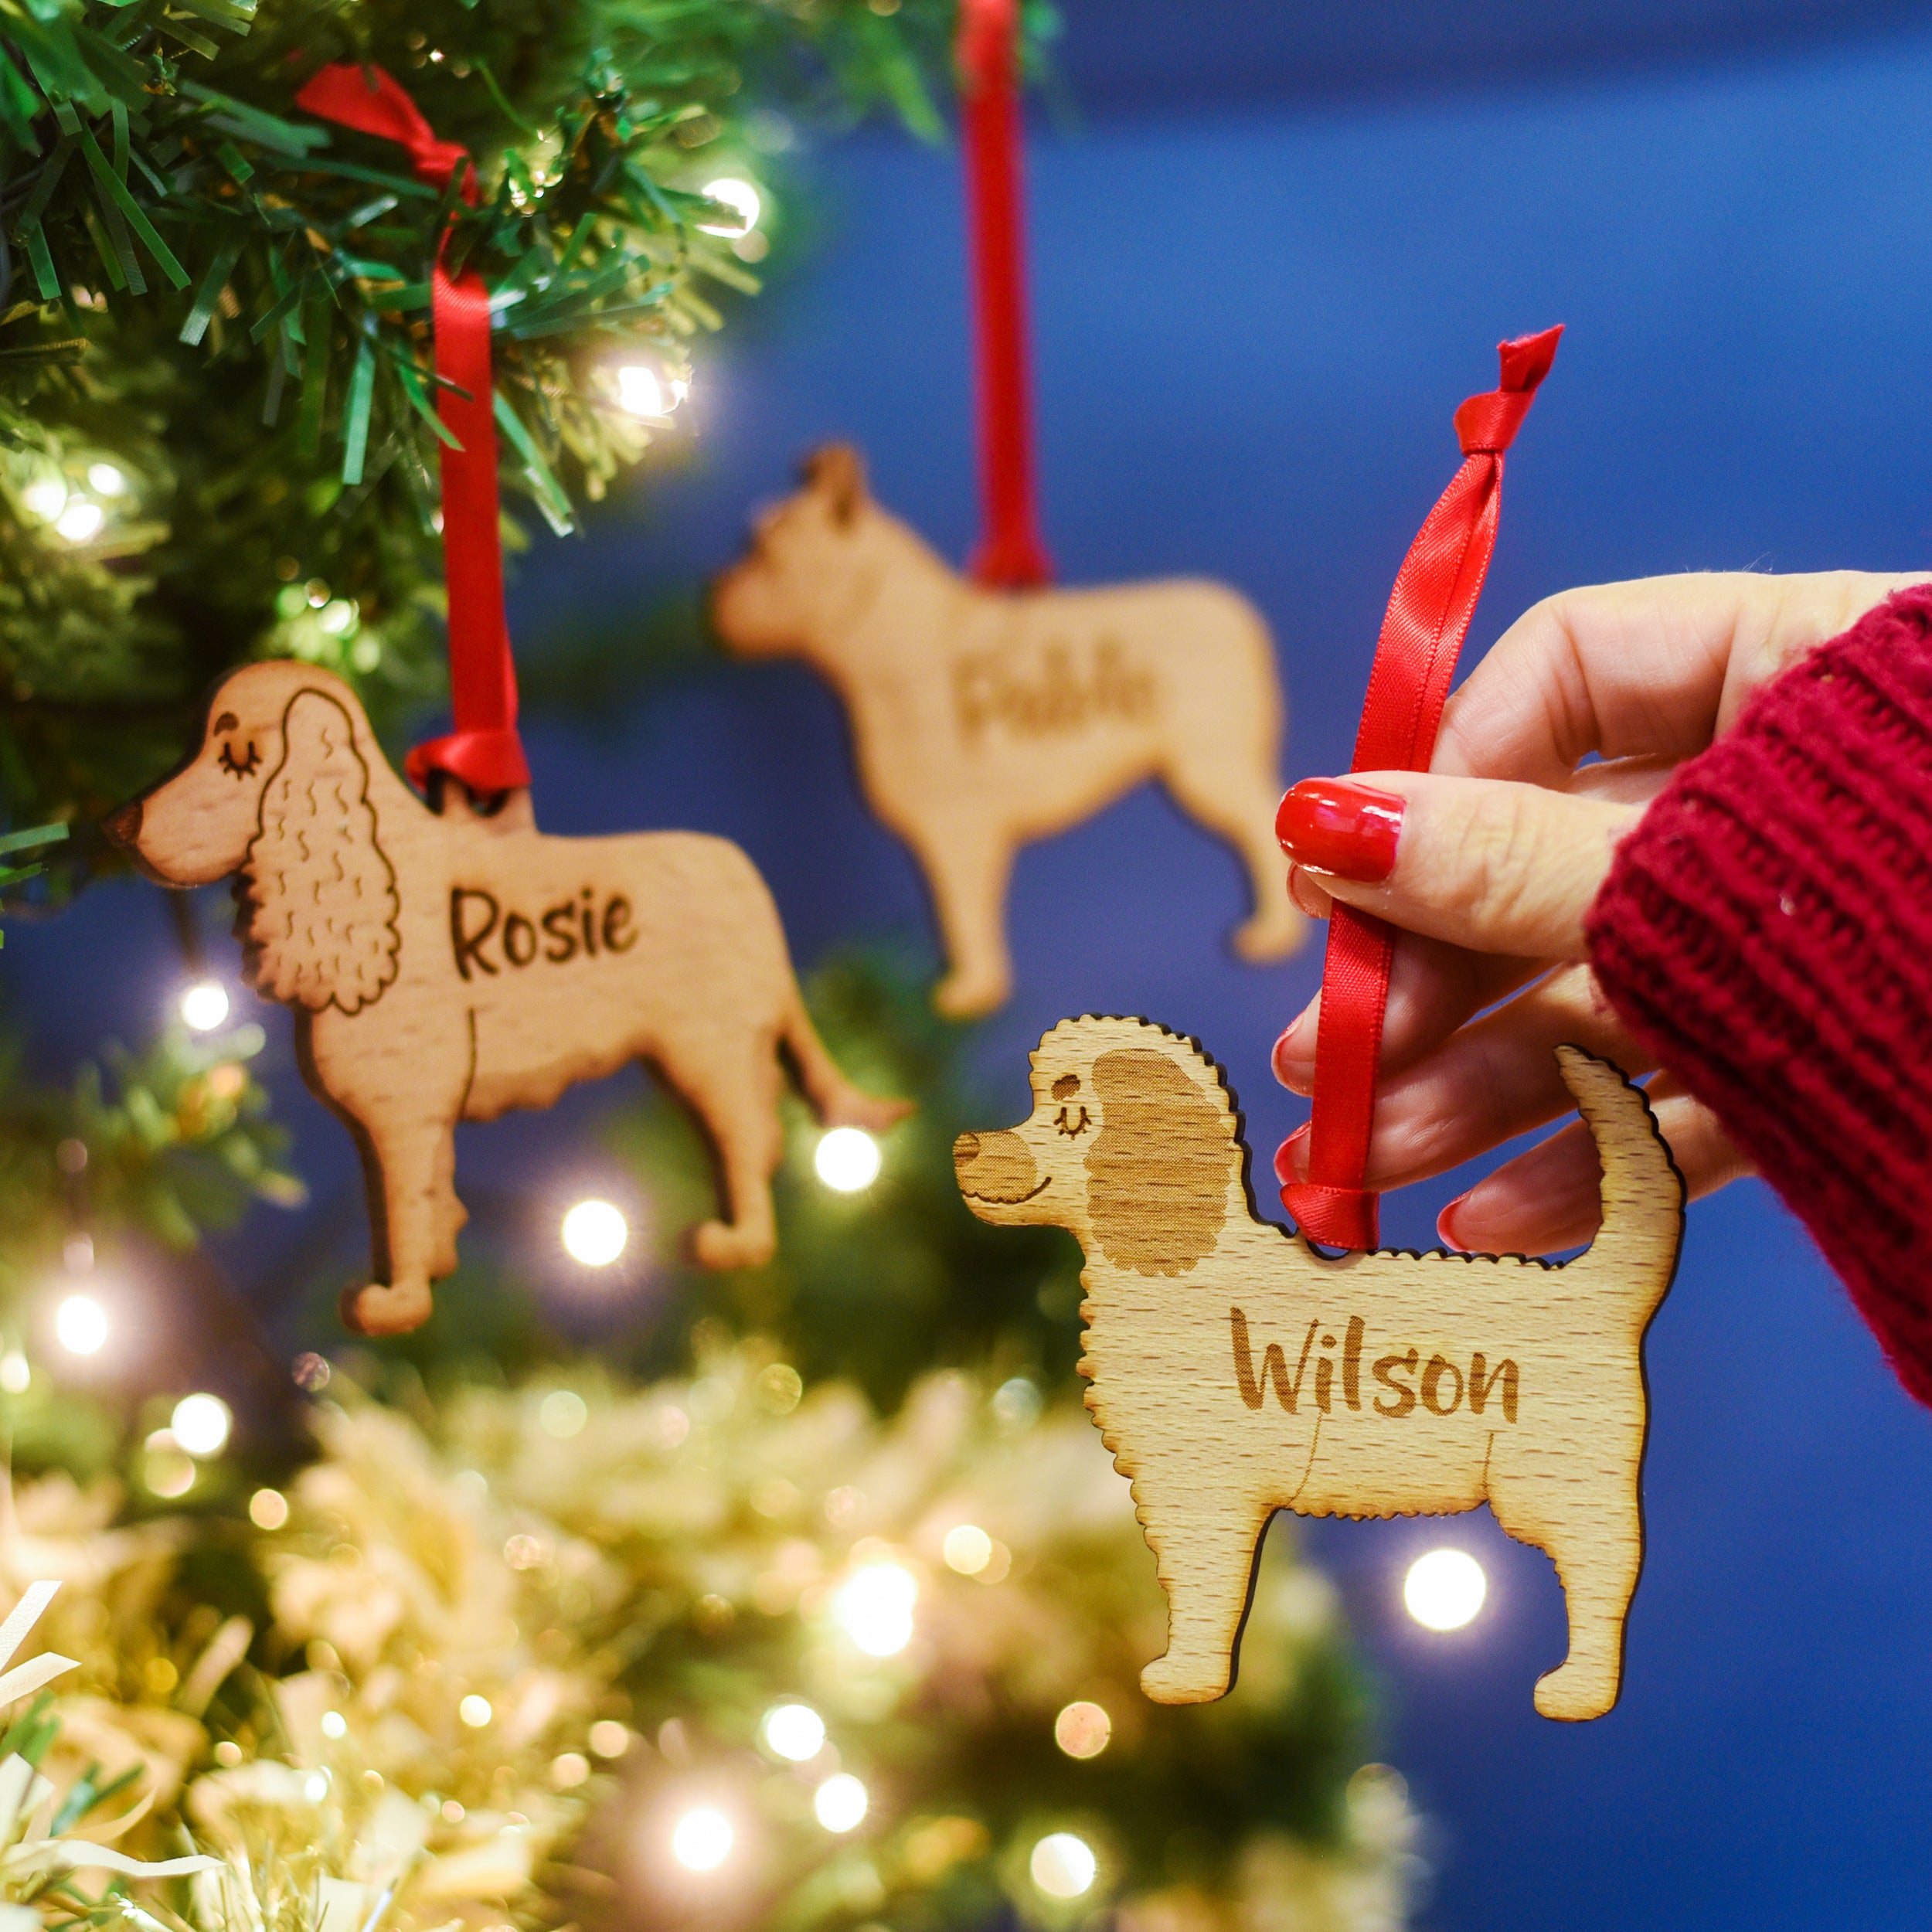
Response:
[[1560, 1046, 1685, 1297], [783, 996, 914, 1133]]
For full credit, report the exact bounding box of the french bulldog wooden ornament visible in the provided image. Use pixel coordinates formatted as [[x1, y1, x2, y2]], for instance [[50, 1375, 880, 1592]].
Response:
[[954, 1017, 1684, 1720], [106, 661, 908, 1337], [710, 447, 1305, 1018]]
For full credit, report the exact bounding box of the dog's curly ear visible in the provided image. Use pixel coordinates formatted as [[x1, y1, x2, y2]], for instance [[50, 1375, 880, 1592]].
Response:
[[1085, 1046, 1233, 1275], [804, 444, 867, 526], [243, 689, 401, 1014]]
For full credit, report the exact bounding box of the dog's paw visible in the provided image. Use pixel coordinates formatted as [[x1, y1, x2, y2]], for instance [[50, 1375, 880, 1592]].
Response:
[[934, 968, 1009, 1020], [691, 1219, 776, 1272], [1532, 1661, 1620, 1723], [340, 1279, 434, 1337], [1233, 904, 1307, 963], [1139, 1654, 1231, 1705]]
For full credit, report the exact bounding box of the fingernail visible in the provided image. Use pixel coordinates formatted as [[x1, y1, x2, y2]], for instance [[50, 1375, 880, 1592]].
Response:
[[1274, 778, 1405, 883], [1287, 864, 1332, 920], [1273, 1012, 1315, 1093], [1437, 1192, 1473, 1251], [1274, 1123, 1309, 1186]]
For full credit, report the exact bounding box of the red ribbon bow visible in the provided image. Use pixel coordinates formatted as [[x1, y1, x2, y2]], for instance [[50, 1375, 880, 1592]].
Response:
[[1278, 325, 1563, 1252], [294, 63, 530, 796], [957, 0, 1051, 589]]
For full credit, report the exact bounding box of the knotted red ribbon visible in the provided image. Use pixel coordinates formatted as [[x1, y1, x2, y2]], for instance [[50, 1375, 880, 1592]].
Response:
[[294, 62, 531, 796], [1278, 326, 1563, 1251], [957, 0, 1051, 588]]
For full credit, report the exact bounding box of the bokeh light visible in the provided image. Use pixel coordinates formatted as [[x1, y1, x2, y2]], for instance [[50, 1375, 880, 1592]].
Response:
[[1403, 1548, 1487, 1631], [540, 1388, 590, 1437], [459, 1695, 493, 1727], [615, 366, 689, 420], [671, 1806, 733, 1872], [762, 1702, 825, 1762], [1054, 1701, 1112, 1760], [832, 1561, 917, 1656], [814, 1127, 881, 1192], [814, 1773, 867, 1832], [55, 500, 104, 543], [942, 1524, 993, 1574], [54, 1294, 107, 1356], [180, 981, 231, 1032], [1030, 1832, 1097, 1899], [696, 177, 761, 236], [171, 1393, 231, 1457], [87, 463, 126, 495], [249, 1488, 288, 1529], [561, 1199, 628, 1267], [22, 477, 66, 521]]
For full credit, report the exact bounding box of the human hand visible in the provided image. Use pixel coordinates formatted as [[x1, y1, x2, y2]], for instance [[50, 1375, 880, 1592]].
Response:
[[1273, 569, 1926, 1255]]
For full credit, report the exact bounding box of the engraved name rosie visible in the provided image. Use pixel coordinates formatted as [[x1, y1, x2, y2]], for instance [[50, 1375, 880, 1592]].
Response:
[[449, 886, 637, 979], [1230, 1308, 1519, 1423]]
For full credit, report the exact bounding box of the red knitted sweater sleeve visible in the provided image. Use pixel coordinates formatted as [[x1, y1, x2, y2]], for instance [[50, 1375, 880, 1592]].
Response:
[[1584, 583, 1932, 1406]]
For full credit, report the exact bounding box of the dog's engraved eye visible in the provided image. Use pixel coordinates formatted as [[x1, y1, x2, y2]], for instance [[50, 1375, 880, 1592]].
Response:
[[219, 739, 261, 779], [1051, 1074, 1080, 1100], [1053, 1104, 1090, 1138]]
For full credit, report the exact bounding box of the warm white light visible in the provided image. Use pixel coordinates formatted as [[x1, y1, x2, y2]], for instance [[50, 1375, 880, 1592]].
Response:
[[0, 1352, 29, 1394], [319, 1710, 347, 1740], [671, 1806, 733, 1872], [1054, 1701, 1112, 1760], [617, 366, 674, 420], [87, 463, 126, 495], [1031, 1833, 1097, 1900], [22, 477, 66, 521], [54, 1294, 107, 1356], [459, 1695, 493, 1728], [172, 1392, 231, 1457], [303, 1771, 328, 1803], [588, 1720, 629, 1759], [814, 1773, 867, 1832], [250, 1488, 289, 1529], [832, 1561, 917, 1657], [814, 1128, 881, 1193], [143, 1430, 196, 1498], [762, 1702, 825, 1762], [180, 981, 230, 1032], [55, 500, 104, 543], [942, 1525, 992, 1575], [697, 177, 761, 236], [318, 598, 355, 635], [539, 1388, 589, 1437], [1403, 1549, 1487, 1631], [561, 1199, 628, 1267]]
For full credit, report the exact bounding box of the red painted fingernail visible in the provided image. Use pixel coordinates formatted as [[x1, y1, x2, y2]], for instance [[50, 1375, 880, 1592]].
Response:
[[1274, 778, 1404, 883], [1274, 1123, 1309, 1186]]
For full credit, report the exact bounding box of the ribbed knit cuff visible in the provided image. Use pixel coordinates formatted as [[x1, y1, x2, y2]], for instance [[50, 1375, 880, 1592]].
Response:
[[1585, 583, 1932, 1406]]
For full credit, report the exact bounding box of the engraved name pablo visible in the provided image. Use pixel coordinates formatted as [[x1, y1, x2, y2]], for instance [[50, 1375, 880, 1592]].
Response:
[[952, 637, 1156, 743], [450, 886, 637, 981], [1230, 1308, 1519, 1423]]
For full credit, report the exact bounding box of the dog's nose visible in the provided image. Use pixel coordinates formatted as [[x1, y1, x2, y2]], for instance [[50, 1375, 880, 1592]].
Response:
[[102, 800, 142, 851], [953, 1131, 981, 1168]]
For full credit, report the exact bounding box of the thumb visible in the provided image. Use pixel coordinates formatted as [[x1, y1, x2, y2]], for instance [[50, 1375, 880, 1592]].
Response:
[[1274, 772, 1638, 960]]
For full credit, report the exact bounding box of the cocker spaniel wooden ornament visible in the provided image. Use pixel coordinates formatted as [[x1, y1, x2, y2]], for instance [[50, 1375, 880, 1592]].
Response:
[[105, 661, 908, 1337], [709, 447, 1305, 1018], [954, 1017, 1684, 1720]]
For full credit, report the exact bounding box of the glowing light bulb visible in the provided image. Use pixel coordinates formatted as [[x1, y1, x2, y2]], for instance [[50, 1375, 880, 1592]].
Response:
[[22, 477, 66, 521], [696, 177, 761, 236], [459, 1695, 493, 1728], [1403, 1548, 1486, 1631], [1030, 1833, 1097, 1900], [320, 1710, 347, 1740], [249, 1488, 289, 1529], [54, 1294, 107, 1356], [1053, 1701, 1111, 1760], [832, 1561, 917, 1657], [814, 1127, 880, 1193], [180, 981, 230, 1031], [942, 1525, 992, 1575], [617, 366, 680, 420], [87, 463, 126, 495], [561, 1199, 628, 1266], [761, 1702, 825, 1762], [671, 1806, 733, 1871], [55, 500, 104, 543], [539, 1388, 589, 1437], [171, 1393, 231, 1457], [814, 1773, 867, 1832], [0, 1352, 29, 1394]]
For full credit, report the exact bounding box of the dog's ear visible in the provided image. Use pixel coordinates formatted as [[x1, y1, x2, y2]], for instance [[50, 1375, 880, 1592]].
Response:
[[1084, 1046, 1233, 1275], [804, 444, 867, 527], [242, 689, 401, 1014]]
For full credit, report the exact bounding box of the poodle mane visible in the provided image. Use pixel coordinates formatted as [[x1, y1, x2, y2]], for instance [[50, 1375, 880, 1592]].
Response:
[[240, 687, 400, 1014]]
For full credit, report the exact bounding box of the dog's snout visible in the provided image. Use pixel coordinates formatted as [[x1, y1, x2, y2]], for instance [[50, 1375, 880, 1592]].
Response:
[[102, 799, 142, 852], [953, 1131, 981, 1168], [954, 1128, 1037, 1202]]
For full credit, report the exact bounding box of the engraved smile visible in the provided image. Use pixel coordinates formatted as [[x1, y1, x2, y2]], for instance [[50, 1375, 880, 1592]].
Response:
[[965, 1175, 1050, 1206]]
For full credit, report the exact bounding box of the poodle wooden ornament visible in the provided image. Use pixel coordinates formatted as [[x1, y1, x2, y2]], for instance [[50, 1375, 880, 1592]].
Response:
[[709, 447, 1305, 1018], [954, 1018, 1684, 1721], [105, 662, 907, 1337]]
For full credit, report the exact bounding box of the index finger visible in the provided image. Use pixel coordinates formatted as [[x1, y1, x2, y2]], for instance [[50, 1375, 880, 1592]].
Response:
[[1433, 570, 1922, 788]]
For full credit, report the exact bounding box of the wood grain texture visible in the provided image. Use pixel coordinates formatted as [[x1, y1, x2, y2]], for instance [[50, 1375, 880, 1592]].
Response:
[[105, 661, 909, 1337], [953, 1015, 1685, 1721], [710, 446, 1305, 1017]]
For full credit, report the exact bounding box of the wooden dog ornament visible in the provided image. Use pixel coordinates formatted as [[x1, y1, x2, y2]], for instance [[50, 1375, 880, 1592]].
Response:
[[953, 1017, 1685, 1720], [105, 661, 907, 1336], [710, 447, 1305, 1018]]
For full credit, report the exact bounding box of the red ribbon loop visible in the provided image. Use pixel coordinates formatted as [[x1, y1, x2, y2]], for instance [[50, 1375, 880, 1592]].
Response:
[[957, 0, 1052, 589], [1278, 326, 1562, 1251], [295, 62, 529, 796]]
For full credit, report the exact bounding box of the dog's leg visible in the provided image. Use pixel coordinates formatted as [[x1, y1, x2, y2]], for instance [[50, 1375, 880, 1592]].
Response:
[[668, 1026, 784, 1270], [1132, 1481, 1274, 1704], [339, 1110, 459, 1337], [1159, 760, 1304, 963], [910, 821, 1015, 1019], [1488, 1430, 1645, 1722]]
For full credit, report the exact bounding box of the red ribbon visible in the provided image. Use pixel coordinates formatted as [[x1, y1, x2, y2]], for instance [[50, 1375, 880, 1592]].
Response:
[[294, 63, 531, 796], [957, 0, 1051, 589], [1278, 326, 1563, 1251]]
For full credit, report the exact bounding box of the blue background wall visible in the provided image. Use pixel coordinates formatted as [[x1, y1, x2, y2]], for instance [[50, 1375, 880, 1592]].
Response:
[[13, 13, 1932, 1927]]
